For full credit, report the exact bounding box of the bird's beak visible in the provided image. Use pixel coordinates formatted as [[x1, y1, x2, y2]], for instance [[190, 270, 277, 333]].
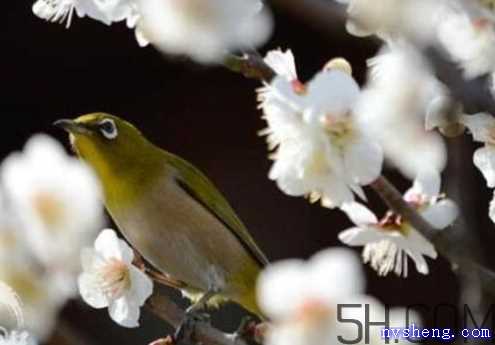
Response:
[[53, 119, 91, 135]]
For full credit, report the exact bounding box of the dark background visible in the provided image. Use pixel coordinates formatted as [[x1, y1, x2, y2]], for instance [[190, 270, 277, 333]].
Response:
[[4, 1, 495, 344]]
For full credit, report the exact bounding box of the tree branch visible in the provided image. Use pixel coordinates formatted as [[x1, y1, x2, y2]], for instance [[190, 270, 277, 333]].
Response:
[[146, 291, 250, 345]]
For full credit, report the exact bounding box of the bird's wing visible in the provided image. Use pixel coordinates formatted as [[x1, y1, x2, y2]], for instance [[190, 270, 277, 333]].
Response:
[[169, 155, 269, 267]]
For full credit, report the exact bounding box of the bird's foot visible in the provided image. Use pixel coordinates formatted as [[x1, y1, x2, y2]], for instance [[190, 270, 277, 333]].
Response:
[[233, 318, 269, 345], [173, 310, 211, 345]]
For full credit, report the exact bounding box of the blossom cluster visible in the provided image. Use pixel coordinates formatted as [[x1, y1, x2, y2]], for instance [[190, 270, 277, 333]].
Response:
[[32, 0, 272, 63], [0, 135, 154, 343], [0, 135, 103, 340]]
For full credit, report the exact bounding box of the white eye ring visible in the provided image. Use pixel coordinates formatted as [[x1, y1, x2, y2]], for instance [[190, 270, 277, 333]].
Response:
[[99, 119, 118, 140]]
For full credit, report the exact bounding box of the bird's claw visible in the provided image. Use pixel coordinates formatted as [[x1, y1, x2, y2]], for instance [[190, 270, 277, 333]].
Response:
[[234, 316, 257, 339], [232, 316, 267, 345], [173, 310, 211, 345]]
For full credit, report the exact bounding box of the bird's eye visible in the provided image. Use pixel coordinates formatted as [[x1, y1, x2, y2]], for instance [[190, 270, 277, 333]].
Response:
[[99, 119, 118, 140]]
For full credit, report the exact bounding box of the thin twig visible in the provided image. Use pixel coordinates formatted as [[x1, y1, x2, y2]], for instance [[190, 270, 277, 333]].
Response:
[[224, 53, 275, 82]]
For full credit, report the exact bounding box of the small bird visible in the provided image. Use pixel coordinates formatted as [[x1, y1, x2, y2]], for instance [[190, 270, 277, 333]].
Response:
[[55, 113, 268, 317]]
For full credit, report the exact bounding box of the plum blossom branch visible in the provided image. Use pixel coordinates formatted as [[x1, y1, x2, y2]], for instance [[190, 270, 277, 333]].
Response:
[[369, 176, 438, 240], [222, 48, 495, 288], [370, 175, 495, 293]]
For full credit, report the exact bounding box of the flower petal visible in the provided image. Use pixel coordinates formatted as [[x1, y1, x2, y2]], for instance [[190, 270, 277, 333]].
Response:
[[340, 202, 378, 226], [256, 259, 307, 319], [460, 113, 495, 143], [108, 296, 140, 328], [490, 191, 495, 224], [264, 49, 298, 81], [78, 273, 108, 309], [95, 229, 133, 262], [304, 70, 360, 121], [308, 248, 365, 299], [421, 199, 458, 229], [406, 169, 441, 198], [473, 146, 495, 188], [128, 266, 154, 306], [338, 226, 385, 246], [343, 138, 383, 185]]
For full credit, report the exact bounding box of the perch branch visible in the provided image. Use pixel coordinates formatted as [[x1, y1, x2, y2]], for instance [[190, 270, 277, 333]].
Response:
[[146, 291, 250, 345]]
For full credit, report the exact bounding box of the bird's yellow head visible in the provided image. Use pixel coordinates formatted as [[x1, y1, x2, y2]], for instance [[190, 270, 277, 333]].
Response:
[[54, 113, 161, 187]]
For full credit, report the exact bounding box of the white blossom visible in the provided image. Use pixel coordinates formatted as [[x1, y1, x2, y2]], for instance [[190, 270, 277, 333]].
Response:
[[0, 267, 63, 341], [437, 9, 495, 78], [339, 170, 458, 277], [258, 53, 383, 208], [78, 229, 153, 328], [32, 0, 145, 46], [335, 0, 447, 41], [0, 143, 74, 340], [257, 248, 365, 345], [356, 44, 446, 179], [32, 0, 135, 28], [1, 134, 103, 275], [460, 113, 495, 188], [338, 300, 422, 345], [136, 0, 273, 64]]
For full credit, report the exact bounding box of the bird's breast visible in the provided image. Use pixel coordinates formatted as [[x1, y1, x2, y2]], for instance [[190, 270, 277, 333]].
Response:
[[107, 175, 258, 296]]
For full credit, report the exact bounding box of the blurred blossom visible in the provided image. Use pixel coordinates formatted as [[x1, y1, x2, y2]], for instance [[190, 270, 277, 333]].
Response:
[[136, 0, 273, 64], [259, 53, 383, 208], [338, 299, 422, 345], [0, 329, 37, 345], [356, 44, 447, 179], [257, 248, 365, 345], [437, 8, 495, 79], [335, 0, 447, 42], [460, 113, 495, 188], [0, 134, 104, 340], [339, 170, 458, 277], [78, 229, 153, 328], [0, 265, 63, 340], [1, 135, 103, 274]]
